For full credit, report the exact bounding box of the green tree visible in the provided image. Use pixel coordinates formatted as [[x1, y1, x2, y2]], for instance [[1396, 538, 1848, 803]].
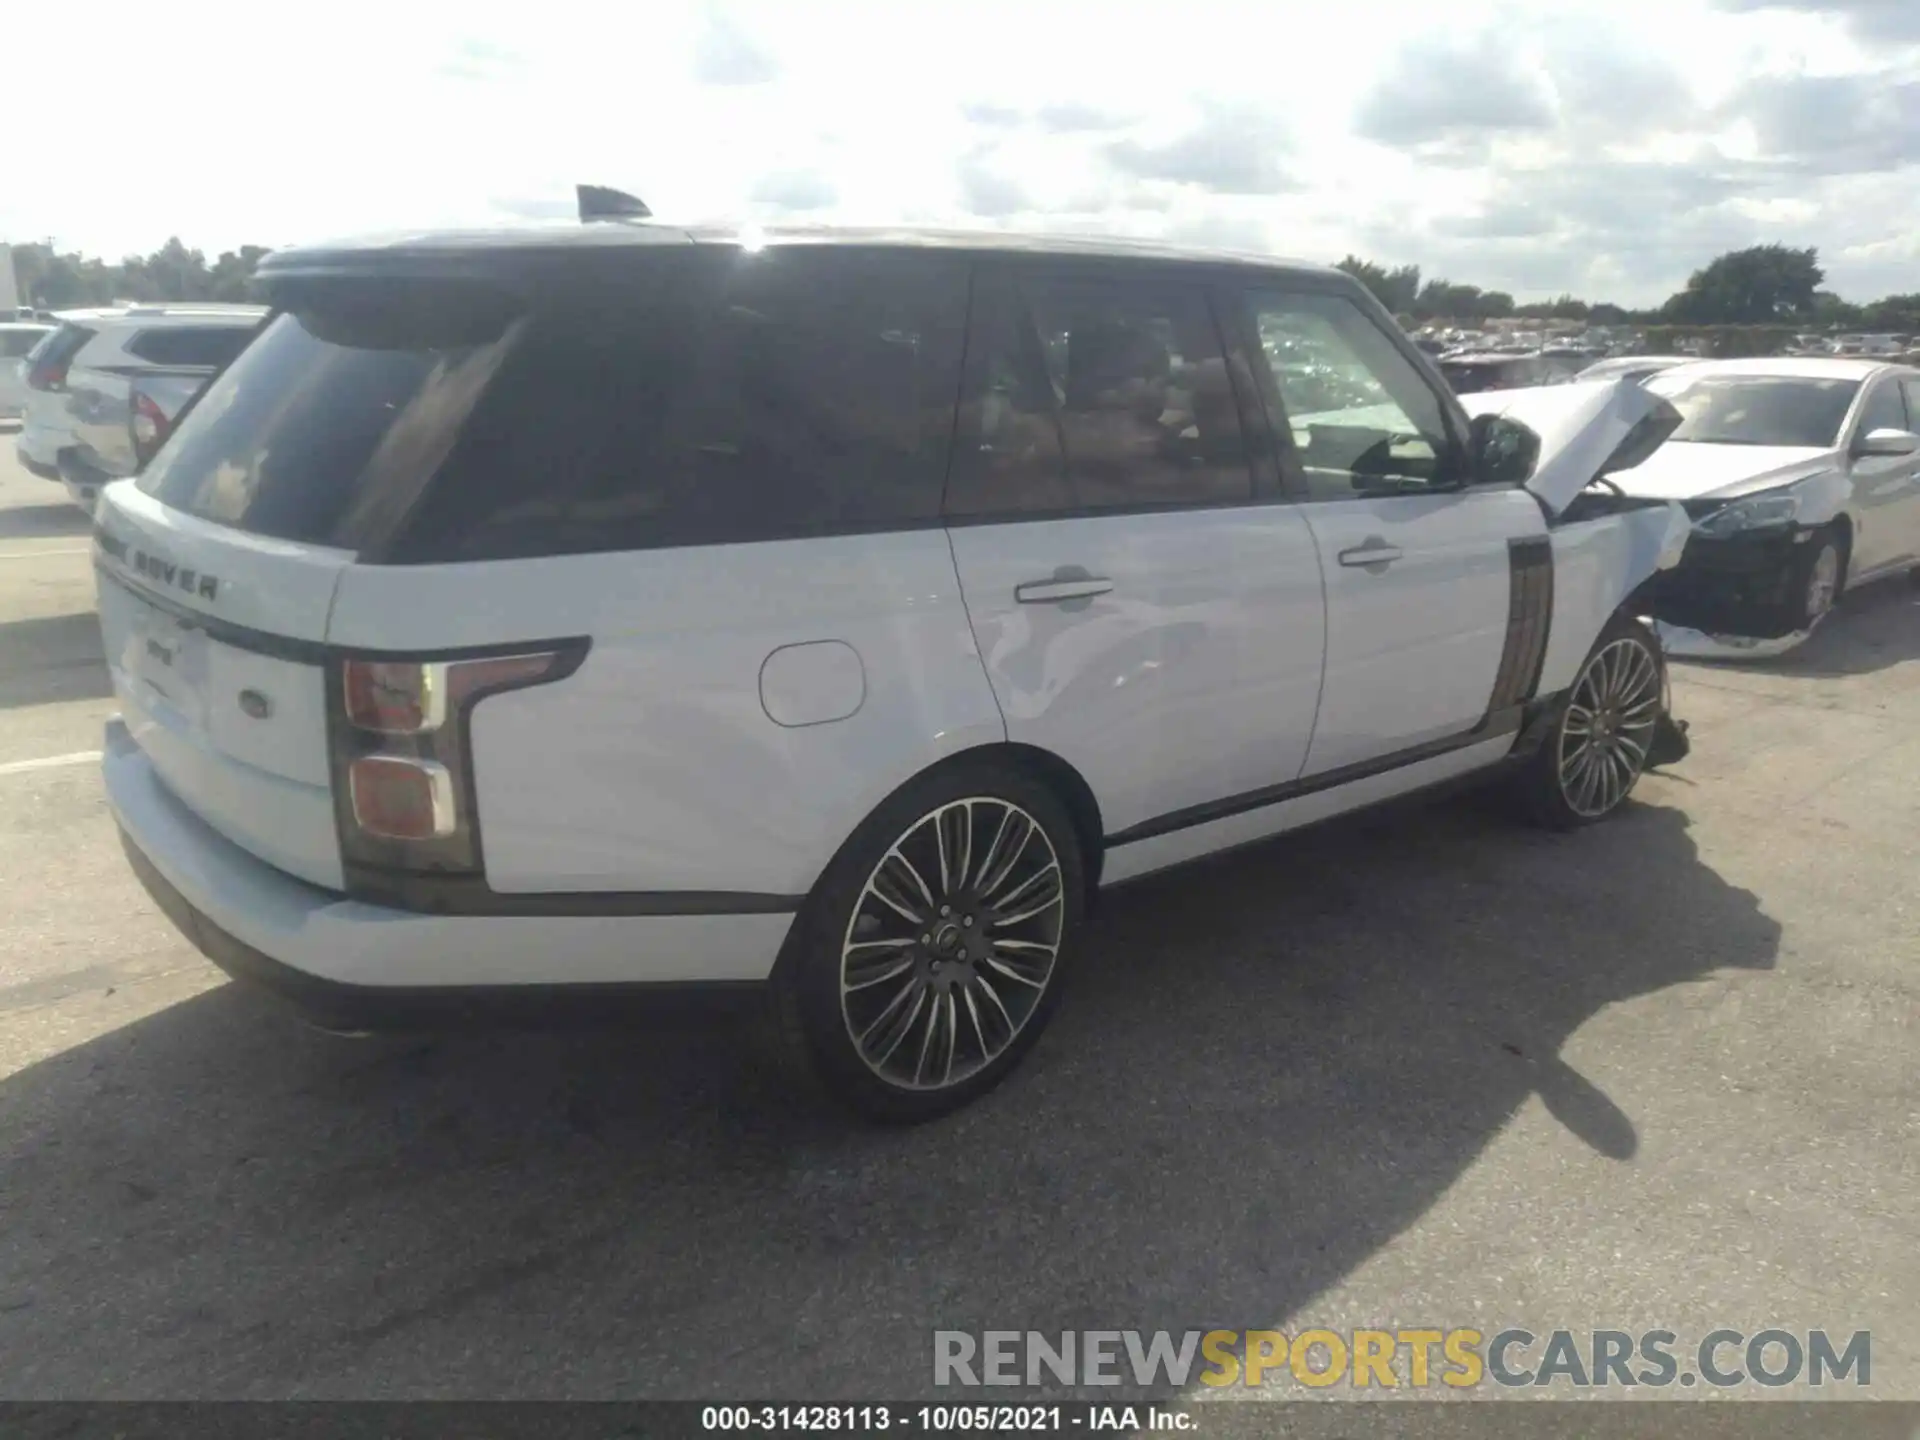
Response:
[[9, 237, 271, 307], [208, 246, 272, 302], [1809, 291, 1862, 327], [1415, 279, 1500, 320], [1335, 255, 1421, 314], [1661, 245, 1824, 324], [1858, 293, 1920, 332]]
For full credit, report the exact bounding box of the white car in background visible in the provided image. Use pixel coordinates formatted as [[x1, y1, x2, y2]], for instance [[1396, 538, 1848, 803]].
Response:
[[15, 305, 265, 499], [0, 321, 54, 418], [1610, 358, 1920, 657], [1575, 355, 1692, 387]]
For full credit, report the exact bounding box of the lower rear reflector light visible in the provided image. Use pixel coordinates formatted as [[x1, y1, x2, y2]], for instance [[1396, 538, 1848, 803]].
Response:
[[348, 755, 458, 840]]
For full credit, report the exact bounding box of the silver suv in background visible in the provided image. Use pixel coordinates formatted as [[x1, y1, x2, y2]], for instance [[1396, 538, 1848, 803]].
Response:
[[16, 305, 265, 509], [0, 321, 55, 418]]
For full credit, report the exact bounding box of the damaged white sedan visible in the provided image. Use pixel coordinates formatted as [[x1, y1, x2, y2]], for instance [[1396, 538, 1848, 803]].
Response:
[[1606, 358, 1920, 658]]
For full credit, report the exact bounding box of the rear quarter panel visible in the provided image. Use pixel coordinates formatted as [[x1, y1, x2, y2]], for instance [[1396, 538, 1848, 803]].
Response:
[[325, 533, 1009, 898], [67, 367, 209, 479]]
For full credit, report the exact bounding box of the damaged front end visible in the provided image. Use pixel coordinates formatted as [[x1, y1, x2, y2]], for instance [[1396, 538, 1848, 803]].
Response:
[[1462, 378, 1697, 764], [1640, 516, 1833, 657]]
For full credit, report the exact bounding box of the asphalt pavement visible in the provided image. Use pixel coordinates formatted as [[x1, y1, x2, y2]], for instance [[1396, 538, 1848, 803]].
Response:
[[0, 430, 1914, 1401]]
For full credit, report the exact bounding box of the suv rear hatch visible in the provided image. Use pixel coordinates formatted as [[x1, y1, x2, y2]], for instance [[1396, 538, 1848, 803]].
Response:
[[93, 278, 524, 890]]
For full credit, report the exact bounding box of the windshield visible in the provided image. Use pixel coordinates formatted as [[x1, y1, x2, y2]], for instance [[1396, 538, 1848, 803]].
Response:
[[1644, 374, 1860, 448]]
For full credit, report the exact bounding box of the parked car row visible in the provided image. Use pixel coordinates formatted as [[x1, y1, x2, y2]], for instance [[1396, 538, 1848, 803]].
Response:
[[0, 320, 54, 419], [48, 199, 1920, 1119], [11, 303, 265, 512]]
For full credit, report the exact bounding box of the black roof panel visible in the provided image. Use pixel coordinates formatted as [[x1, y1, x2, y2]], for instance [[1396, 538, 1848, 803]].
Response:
[[257, 217, 1340, 283]]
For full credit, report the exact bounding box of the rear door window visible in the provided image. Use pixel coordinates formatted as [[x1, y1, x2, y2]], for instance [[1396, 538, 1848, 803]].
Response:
[[388, 248, 969, 562], [946, 270, 1253, 518], [0, 329, 49, 359], [126, 324, 259, 368]]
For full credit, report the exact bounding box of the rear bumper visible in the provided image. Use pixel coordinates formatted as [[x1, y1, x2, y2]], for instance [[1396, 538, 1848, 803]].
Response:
[[15, 441, 61, 481], [105, 719, 792, 1028], [58, 450, 114, 515], [15, 416, 68, 478]]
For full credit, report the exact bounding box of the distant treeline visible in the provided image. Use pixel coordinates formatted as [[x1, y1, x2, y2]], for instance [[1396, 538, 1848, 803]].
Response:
[[1340, 244, 1920, 332], [8, 238, 272, 307]]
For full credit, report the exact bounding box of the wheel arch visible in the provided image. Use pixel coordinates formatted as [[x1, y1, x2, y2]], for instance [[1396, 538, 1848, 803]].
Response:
[[1828, 512, 1854, 586], [769, 740, 1107, 989], [800, 742, 1107, 913]]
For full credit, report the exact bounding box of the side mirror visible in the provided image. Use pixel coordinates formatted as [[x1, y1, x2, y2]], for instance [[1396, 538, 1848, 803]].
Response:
[[1468, 413, 1541, 488], [1854, 427, 1920, 458]]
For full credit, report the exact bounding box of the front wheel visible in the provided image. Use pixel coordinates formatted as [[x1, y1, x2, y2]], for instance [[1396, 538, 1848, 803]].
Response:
[[1512, 615, 1668, 830], [1784, 526, 1845, 632], [773, 761, 1086, 1123]]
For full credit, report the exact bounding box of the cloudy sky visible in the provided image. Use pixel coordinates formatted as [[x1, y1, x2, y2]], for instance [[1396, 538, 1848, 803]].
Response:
[[7, 0, 1917, 305]]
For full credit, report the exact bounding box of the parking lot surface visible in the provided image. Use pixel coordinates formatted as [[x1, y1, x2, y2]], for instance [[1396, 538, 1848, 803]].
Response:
[[0, 433, 1914, 1400]]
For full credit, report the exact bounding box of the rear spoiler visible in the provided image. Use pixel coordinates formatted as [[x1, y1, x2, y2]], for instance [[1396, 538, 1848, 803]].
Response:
[[577, 184, 651, 222]]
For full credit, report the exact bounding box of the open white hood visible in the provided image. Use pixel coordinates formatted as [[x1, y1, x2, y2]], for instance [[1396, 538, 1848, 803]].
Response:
[[1462, 379, 1684, 518]]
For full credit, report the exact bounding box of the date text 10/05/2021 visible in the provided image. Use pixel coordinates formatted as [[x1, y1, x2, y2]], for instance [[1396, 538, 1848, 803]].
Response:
[[703, 1406, 1193, 1432]]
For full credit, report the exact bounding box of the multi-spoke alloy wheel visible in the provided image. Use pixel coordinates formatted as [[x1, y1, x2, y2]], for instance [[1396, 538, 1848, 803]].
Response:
[[1557, 635, 1663, 819], [840, 797, 1065, 1092]]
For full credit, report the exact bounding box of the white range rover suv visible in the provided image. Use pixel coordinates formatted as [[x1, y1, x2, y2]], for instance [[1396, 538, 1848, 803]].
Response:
[[96, 216, 1695, 1120]]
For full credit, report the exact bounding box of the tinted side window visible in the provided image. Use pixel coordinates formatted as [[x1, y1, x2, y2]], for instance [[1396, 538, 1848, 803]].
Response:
[[1857, 378, 1908, 439], [0, 330, 47, 359], [948, 273, 1252, 517], [1903, 379, 1920, 429], [392, 250, 967, 562], [127, 325, 258, 367], [1241, 289, 1459, 500]]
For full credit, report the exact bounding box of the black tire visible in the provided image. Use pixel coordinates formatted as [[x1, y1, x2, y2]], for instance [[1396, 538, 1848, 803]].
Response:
[[1511, 613, 1668, 831], [1782, 525, 1846, 632], [770, 758, 1087, 1124]]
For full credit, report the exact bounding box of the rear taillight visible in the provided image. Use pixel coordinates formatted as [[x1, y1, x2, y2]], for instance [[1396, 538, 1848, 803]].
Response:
[[26, 359, 68, 392], [328, 646, 586, 898], [348, 755, 458, 840], [131, 391, 172, 465]]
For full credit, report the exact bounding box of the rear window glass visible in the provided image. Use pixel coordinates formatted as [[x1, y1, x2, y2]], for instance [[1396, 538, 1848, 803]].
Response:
[[126, 324, 259, 368], [137, 284, 521, 546], [30, 323, 95, 369], [388, 248, 968, 562], [140, 251, 968, 559]]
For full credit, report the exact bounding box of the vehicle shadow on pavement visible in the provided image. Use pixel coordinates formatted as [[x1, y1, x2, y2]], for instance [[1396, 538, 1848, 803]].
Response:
[[0, 611, 110, 709], [1752, 581, 1920, 679], [1671, 579, 1920, 680], [0, 503, 91, 541], [0, 798, 1778, 1399]]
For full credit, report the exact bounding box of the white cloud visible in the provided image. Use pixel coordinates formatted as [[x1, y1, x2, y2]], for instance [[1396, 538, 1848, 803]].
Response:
[[2, 0, 1916, 305]]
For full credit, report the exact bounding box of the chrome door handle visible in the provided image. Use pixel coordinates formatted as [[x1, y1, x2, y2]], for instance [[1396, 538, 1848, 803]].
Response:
[[1015, 572, 1114, 605], [1337, 537, 1403, 570]]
